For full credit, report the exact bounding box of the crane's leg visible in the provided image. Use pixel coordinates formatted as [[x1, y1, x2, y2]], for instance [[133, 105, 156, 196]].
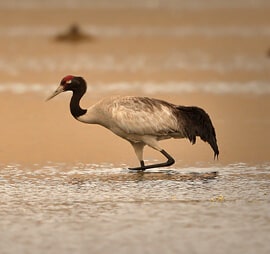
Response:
[[130, 142, 145, 170], [129, 138, 175, 171]]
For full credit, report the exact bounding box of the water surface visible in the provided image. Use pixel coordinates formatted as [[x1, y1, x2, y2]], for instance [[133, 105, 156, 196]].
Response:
[[1, 163, 269, 254]]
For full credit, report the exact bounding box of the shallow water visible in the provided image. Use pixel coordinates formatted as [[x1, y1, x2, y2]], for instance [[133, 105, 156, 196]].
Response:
[[0, 163, 269, 254]]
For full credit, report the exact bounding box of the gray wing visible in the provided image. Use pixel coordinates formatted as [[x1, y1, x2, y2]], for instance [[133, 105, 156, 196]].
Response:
[[111, 96, 179, 136]]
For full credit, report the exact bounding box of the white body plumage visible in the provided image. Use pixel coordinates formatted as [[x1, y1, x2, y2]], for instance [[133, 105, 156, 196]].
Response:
[[78, 96, 184, 142]]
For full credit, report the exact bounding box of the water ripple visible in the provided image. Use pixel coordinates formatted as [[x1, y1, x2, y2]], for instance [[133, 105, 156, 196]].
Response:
[[0, 162, 269, 254]]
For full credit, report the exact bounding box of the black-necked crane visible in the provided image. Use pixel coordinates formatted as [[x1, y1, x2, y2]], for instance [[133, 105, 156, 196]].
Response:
[[47, 75, 219, 170]]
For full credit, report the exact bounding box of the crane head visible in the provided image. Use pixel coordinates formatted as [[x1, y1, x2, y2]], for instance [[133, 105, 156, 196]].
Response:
[[46, 75, 86, 101]]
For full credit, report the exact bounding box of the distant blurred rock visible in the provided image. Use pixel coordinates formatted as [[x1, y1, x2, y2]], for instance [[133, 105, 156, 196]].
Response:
[[54, 24, 94, 43], [267, 48, 270, 57]]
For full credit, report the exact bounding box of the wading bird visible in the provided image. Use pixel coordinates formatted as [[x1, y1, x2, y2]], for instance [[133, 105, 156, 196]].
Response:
[[47, 75, 219, 170]]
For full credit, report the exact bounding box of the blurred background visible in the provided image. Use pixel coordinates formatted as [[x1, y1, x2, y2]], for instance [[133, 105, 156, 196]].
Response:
[[0, 0, 269, 165]]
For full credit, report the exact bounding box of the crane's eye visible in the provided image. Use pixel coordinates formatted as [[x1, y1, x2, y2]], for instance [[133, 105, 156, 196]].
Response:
[[66, 79, 72, 84]]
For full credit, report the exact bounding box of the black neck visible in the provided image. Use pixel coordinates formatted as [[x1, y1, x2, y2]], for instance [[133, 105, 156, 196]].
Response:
[[70, 90, 87, 118]]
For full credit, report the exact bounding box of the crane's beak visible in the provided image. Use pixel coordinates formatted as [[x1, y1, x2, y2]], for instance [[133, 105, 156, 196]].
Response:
[[46, 85, 64, 101]]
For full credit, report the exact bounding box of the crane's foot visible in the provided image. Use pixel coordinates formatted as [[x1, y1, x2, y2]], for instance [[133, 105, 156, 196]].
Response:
[[128, 160, 146, 171], [128, 150, 175, 171], [128, 161, 174, 171]]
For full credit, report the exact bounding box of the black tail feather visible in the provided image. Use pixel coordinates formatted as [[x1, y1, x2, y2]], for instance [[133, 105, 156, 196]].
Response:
[[176, 106, 219, 159]]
